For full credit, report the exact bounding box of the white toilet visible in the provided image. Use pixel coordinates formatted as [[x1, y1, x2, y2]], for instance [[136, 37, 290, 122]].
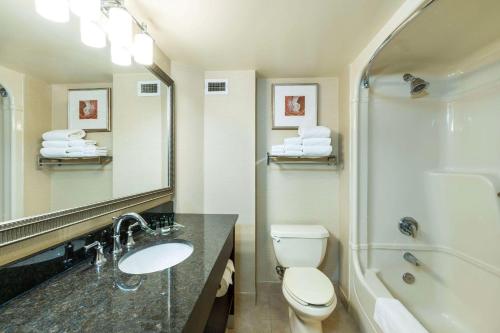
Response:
[[271, 225, 336, 333]]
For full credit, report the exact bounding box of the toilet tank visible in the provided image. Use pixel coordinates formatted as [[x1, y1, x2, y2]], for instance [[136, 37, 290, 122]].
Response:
[[270, 225, 329, 268]]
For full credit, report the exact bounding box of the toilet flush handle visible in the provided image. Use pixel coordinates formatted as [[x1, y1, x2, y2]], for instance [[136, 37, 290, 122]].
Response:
[[272, 236, 281, 243]]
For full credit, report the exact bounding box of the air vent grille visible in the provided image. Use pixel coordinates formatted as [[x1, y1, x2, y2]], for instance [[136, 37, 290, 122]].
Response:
[[205, 79, 228, 95], [138, 81, 160, 96]]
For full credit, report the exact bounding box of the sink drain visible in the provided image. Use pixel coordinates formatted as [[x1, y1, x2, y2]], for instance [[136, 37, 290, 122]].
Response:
[[402, 272, 415, 284]]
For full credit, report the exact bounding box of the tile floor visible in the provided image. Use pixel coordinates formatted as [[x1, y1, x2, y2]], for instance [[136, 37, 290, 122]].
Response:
[[227, 283, 360, 333]]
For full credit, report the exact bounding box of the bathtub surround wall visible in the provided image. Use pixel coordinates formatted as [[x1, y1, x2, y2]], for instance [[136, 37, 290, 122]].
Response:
[[340, 1, 429, 331], [362, 63, 500, 332], [256, 77, 340, 284]]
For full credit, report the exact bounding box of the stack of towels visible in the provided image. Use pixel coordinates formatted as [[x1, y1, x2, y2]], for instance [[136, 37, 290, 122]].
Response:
[[271, 126, 332, 157], [39, 129, 108, 158]]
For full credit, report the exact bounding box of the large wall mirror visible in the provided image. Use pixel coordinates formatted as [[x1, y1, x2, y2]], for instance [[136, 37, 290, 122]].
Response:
[[0, 1, 173, 230]]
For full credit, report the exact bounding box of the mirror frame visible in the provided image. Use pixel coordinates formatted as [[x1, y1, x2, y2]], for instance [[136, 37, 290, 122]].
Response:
[[0, 63, 175, 247]]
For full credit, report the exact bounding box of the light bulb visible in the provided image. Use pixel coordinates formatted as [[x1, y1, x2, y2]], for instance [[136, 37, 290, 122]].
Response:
[[133, 32, 154, 65], [108, 7, 132, 47], [70, 0, 101, 20], [111, 44, 131, 66], [80, 19, 106, 48], [35, 0, 70, 23]]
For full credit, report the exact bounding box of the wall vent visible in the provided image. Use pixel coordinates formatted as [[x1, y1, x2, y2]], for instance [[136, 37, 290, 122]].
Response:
[[205, 79, 228, 95], [137, 80, 161, 96]]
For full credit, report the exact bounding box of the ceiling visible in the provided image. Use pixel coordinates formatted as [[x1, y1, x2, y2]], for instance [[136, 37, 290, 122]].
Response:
[[129, 0, 404, 77], [0, 0, 144, 84]]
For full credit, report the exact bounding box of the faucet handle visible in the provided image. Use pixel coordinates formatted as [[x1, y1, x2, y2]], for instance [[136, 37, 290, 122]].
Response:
[[85, 241, 107, 266], [399, 217, 418, 238], [126, 222, 139, 249]]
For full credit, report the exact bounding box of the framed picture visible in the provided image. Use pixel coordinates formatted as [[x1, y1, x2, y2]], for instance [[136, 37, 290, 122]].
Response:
[[68, 88, 111, 132], [272, 83, 318, 130]]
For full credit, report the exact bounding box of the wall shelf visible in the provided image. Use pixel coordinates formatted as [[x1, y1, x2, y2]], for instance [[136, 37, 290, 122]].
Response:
[[267, 153, 337, 166], [37, 155, 112, 168]]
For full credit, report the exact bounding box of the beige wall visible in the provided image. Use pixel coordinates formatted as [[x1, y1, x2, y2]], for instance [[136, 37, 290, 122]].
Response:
[[171, 62, 205, 213], [204, 70, 256, 293], [112, 72, 167, 197], [0, 66, 53, 217], [256, 77, 340, 283], [338, 67, 351, 300], [50, 82, 113, 210], [23, 76, 53, 216]]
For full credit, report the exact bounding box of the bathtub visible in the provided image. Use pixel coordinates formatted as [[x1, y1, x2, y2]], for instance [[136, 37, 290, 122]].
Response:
[[350, 242, 500, 333]]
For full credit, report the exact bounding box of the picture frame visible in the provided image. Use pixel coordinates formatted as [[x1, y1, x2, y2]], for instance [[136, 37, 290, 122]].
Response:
[[67, 88, 111, 132], [272, 83, 318, 130]]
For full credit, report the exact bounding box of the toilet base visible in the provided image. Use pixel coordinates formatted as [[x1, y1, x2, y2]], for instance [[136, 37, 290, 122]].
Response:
[[288, 307, 323, 333]]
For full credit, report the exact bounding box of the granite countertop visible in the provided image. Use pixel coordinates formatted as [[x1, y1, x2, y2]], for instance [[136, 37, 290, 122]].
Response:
[[0, 214, 237, 333]]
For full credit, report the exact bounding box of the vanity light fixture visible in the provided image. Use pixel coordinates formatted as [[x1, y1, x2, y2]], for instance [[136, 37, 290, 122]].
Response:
[[111, 44, 132, 66], [108, 6, 133, 48], [35, 0, 70, 23], [70, 0, 101, 21], [35, 0, 154, 67], [80, 19, 107, 48], [133, 26, 154, 65]]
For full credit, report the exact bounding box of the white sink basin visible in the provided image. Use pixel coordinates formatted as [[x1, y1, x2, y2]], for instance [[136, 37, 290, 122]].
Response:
[[118, 240, 193, 274]]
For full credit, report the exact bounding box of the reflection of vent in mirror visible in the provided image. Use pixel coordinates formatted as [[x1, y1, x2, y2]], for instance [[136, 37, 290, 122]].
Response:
[[205, 79, 228, 95], [138, 81, 160, 96]]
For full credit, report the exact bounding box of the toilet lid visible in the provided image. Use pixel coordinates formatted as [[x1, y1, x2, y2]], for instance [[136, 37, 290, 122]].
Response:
[[283, 267, 335, 306]]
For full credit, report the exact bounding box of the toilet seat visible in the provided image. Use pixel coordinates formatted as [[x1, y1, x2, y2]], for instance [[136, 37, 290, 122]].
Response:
[[283, 267, 335, 306]]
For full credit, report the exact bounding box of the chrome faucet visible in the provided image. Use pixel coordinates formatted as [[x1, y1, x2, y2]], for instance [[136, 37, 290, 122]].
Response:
[[84, 241, 107, 266], [112, 212, 158, 255], [399, 217, 418, 238], [403, 252, 421, 266]]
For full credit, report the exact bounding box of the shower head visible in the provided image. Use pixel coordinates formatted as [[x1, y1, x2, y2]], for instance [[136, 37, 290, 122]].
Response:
[[403, 73, 429, 96], [0, 88, 7, 98]]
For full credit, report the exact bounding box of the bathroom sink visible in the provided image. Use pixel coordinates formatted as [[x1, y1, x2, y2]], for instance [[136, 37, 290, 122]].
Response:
[[118, 240, 193, 274]]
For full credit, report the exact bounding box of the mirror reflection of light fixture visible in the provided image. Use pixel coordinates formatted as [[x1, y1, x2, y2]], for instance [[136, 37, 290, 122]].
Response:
[[111, 44, 132, 66], [70, 0, 101, 21], [133, 27, 154, 65], [35, 0, 155, 67], [80, 19, 106, 48], [35, 0, 70, 23], [108, 7, 133, 47]]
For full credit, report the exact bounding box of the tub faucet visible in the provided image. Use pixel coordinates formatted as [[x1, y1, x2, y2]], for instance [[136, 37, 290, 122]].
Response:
[[112, 212, 158, 255], [403, 252, 421, 266], [399, 217, 418, 238]]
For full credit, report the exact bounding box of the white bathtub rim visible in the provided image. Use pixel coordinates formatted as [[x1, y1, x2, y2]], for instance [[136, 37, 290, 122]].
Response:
[[352, 242, 500, 278]]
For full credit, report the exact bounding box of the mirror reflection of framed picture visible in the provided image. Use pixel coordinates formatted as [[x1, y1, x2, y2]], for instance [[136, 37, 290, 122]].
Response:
[[272, 83, 318, 130], [68, 88, 111, 132]]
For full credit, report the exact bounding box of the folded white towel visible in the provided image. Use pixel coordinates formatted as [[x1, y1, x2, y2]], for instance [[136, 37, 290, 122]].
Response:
[[284, 144, 303, 152], [40, 147, 69, 158], [284, 137, 302, 145], [271, 145, 285, 154], [67, 151, 108, 158], [374, 298, 428, 333], [298, 126, 331, 139], [302, 138, 331, 146], [283, 151, 303, 157], [42, 129, 86, 141], [272, 151, 303, 157], [302, 145, 332, 157], [42, 140, 97, 148], [67, 146, 107, 153]]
